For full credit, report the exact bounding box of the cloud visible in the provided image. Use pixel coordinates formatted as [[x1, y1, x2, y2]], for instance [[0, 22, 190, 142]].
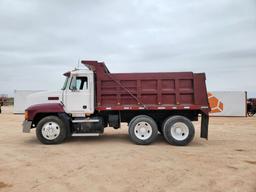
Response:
[[0, 0, 256, 96]]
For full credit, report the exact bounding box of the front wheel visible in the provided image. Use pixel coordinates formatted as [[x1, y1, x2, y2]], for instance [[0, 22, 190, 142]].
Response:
[[128, 115, 158, 145], [162, 116, 195, 146], [36, 116, 67, 144]]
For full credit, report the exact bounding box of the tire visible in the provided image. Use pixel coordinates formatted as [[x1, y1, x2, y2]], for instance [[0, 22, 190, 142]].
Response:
[[128, 115, 158, 145], [36, 116, 67, 144], [162, 115, 195, 146]]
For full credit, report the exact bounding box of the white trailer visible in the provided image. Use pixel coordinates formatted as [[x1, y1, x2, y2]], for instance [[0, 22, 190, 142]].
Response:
[[208, 91, 247, 117], [14, 90, 43, 114]]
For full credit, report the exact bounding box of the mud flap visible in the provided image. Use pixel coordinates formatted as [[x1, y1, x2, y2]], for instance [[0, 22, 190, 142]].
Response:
[[201, 113, 209, 139]]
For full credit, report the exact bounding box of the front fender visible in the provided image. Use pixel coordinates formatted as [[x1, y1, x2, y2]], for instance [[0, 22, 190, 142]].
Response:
[[26, 103, 65, 121]]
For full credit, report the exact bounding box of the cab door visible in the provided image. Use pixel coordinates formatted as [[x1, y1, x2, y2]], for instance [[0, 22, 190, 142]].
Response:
[[64, 74, 94, 115]]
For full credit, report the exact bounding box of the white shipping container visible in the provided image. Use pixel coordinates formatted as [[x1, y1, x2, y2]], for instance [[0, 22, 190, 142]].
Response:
[[14, 90, 44, 114], [208, 91, 247, 117]]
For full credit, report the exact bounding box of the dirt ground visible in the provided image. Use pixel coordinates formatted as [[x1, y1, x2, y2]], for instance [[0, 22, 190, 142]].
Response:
[[0, 106, 256, 192]]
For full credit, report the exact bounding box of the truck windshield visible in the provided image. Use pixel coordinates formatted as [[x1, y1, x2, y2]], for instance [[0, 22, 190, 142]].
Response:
[[61, 77, 69, 90]]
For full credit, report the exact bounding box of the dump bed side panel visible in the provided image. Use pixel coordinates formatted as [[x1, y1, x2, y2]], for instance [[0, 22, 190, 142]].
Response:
[[82, 61, 209, 113], [98, 73, 195, 107]]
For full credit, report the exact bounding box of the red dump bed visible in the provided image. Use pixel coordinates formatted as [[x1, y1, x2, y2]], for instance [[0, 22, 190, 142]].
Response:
[[82, 61, 210, 114]]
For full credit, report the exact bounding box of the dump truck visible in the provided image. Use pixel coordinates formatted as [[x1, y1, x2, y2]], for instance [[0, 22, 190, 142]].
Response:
[[23, 60, 210, 145]]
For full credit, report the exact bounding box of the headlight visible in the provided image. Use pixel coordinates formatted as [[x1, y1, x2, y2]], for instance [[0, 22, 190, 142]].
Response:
[[25, 111, 29, 120]]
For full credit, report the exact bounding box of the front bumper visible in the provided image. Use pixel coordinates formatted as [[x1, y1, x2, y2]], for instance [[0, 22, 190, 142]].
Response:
[[22, 120, 32, 133]]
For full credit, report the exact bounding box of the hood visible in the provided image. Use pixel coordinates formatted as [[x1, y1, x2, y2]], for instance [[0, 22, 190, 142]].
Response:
[[26, 90, 62, 109]]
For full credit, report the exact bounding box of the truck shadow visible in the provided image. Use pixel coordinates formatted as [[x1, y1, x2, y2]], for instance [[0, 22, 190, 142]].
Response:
[[24, 134, 203, 146], [65, 133, 167, 145], [66, 133, 131, 144], [23, 133, 165, 145]]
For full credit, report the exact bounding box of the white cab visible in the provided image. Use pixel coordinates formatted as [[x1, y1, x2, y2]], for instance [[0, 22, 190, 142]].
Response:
[[62, 68, 95, 115]]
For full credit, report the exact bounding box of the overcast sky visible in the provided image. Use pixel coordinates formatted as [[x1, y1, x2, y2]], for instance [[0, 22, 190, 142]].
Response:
[[0, 0, 256, 97]]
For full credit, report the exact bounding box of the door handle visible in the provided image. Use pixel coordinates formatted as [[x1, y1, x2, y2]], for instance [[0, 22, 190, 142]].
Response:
[[83, 105, 87, 109]]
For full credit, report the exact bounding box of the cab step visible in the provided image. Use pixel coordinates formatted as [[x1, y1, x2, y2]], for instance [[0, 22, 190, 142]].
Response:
[[72, 133, 100, 137], [72, 119, 100, 123]]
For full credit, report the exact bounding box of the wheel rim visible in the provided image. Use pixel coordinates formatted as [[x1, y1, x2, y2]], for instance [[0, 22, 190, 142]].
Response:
[[170, 122, 189, 141], [134, 121, 152, 140], [41, 121, 61, 140]]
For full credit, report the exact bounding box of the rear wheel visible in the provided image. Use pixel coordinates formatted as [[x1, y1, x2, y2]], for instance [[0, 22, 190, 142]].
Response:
[[162, 115, 195, 146], [128, 115, 158, 145], [36, 116, 67, 144]]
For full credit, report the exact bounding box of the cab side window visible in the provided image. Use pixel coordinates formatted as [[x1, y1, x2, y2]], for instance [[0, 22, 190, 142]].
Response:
[[69, 76, 88, 90], [77, 76, 88, 90]]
